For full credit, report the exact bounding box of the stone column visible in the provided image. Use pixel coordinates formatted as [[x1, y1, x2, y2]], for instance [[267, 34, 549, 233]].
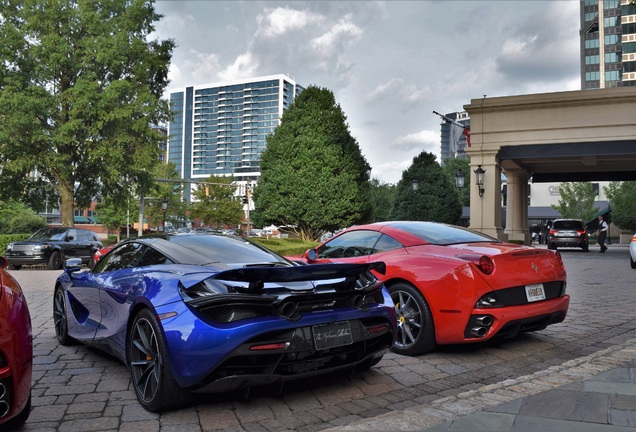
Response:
[[468, 151, 503, 240], [503, 169, 530, 244]]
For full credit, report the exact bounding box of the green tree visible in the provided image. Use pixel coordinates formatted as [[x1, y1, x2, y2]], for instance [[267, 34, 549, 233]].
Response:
[[0, 200, 46, 234], [389, 151, 462, 223], [369, 178, 396, 222], [551, 182, 597, 221], [143, 162, 186, 229], [605, 181, 636, 232], [189, 176, 243, 229], [0, 0, 174, 226], [95, 195, 135, 241], [441, 157, 471, 207], [253, 86, 371, 241]]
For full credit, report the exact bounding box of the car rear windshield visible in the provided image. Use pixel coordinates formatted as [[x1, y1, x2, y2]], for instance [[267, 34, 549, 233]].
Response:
[[161, 234, 290, 266], [553, 220, 584, 230], [389, 222, 499, 245]]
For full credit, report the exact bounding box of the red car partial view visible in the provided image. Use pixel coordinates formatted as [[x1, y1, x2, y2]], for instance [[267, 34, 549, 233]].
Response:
[[295, 221, 570, 356], [88, 244, 115, 269], [0, 256, 32, 429]]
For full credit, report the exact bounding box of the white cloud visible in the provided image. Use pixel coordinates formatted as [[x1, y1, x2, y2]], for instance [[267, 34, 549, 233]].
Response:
[[218, 52, 260, 82], [256, 7, 320, 37], [392, 130, 440, 154], [311, 15, 363, 57]]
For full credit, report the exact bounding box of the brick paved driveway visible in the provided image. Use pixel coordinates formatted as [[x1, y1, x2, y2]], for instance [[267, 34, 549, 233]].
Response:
[[10, 244, 635, 431]]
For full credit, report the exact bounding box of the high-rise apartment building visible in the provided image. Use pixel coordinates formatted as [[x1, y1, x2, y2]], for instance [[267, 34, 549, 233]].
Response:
[[439, 111, 470, 163], [168, 74, 304, 200], [580, 0, 636, 89]]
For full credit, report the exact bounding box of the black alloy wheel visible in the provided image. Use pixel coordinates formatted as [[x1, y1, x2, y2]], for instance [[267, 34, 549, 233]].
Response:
[[53, 286, 75, 346], [48, 251, 62, 270], [128, 309, 191, 412]]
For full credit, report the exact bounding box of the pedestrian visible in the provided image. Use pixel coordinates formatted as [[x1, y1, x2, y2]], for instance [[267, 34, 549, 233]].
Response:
[[597, 215, 608, 253]]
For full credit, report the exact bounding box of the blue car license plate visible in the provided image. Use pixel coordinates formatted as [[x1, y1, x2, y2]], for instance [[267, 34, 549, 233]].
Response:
[[312, 321, 353, 350]]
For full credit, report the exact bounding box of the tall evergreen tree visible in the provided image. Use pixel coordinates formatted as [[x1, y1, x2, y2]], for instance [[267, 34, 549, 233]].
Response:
[[0, 0, 174, 226], [389, 151, 462, 224], [253, 86, 371, 241]]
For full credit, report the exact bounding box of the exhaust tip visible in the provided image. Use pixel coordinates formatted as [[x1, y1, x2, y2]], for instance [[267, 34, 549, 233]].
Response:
[[349, 294, 364, 309], [276, 302, 298, 319], [475, 315, 493, 326], [470, 326, 488, 337], [0, 400, 9, 418]]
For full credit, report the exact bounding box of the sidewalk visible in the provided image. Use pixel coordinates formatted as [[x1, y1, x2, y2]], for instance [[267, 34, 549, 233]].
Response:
[[328, 338, 636, 431]]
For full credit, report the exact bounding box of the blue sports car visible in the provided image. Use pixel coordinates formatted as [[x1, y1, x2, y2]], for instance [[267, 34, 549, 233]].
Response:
[[53, 233, 396, 412]]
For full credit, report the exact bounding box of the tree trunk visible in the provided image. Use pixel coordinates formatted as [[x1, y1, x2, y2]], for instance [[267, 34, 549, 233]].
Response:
[[59, 181, 75, 227]]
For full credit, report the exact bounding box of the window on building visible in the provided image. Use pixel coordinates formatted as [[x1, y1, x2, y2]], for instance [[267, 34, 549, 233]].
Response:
[[605, 34, 619, 45], [605, 52, 620, 63], [585, 38, 600, 49], [586, 55, 600, 65], [603, 0, 619, 9]]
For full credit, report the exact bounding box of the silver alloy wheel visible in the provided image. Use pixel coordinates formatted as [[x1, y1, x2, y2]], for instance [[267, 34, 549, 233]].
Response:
[[392, 289, 423, 349], [129, 316, 161, 404]]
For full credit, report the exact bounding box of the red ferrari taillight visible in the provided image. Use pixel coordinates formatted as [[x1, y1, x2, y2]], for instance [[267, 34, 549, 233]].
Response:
[[478, 256, 494, 274], [456, 254, 495, 275]]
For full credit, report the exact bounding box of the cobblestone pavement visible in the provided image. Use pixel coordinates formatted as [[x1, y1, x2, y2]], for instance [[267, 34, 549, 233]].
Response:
[[9, 244, 636, 432]]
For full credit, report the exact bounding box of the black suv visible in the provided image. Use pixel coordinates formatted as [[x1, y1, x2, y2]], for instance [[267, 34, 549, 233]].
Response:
[[547, 219, 589, 252], [6, 227, 103, 270]]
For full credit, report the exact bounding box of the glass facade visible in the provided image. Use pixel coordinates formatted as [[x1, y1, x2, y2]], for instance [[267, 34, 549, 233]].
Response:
[[580, 0, 636, 89], [167, 75, 304, 201]]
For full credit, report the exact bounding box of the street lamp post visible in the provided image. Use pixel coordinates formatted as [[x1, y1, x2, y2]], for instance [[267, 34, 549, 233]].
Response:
[[412, 180, 419, 220], [161, 198, 168, 232]]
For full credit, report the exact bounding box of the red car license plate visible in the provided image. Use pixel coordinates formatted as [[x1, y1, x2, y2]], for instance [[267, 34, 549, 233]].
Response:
[[312, 321, 353, 350], [525, 283, 546, 302]]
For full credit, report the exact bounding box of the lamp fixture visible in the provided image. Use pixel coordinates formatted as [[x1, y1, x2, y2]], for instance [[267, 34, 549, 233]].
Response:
[[474, 165, 485, 198], [455, 171, 465, 189]]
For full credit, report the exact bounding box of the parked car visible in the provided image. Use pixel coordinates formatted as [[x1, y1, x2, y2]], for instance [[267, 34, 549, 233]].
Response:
[[292, 221, 570, 356], [547, 219, 589, 252], [0, 256, 32, 429], [630, 233, 636, 269], [6, 227, 103, 270], [87, 244, 116, 269], [53, 233, 396, 412]]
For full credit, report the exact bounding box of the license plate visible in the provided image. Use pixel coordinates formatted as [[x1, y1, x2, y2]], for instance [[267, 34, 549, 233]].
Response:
[[525, 283, 546, 302], [312, 321, 353, 350]]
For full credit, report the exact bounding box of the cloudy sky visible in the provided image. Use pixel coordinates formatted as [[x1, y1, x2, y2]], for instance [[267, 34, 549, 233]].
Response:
[[153, 0, 581, 184]]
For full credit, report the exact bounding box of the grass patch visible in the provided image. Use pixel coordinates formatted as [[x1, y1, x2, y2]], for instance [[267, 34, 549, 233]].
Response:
[[250, 237, 319, 257]]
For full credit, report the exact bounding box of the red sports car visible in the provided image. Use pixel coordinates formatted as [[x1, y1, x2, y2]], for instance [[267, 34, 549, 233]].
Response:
[[0, 256, 32, 428], [296, 221, 569, 356]]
